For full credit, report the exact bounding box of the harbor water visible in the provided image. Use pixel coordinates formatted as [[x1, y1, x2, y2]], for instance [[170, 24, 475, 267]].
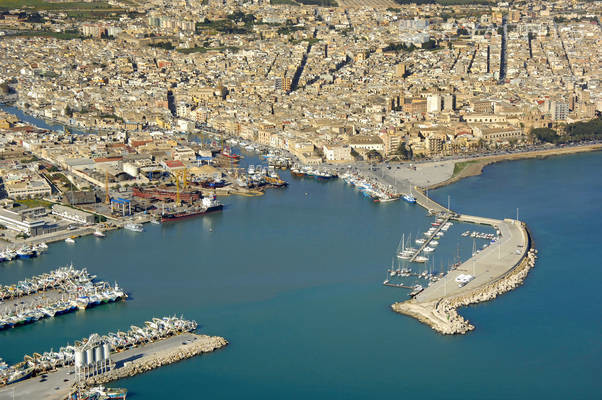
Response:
[[0, 107, 601, 399]]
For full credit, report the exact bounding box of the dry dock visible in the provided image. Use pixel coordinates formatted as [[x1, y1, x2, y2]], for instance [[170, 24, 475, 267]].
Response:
[[0, 333, 227, 400], [391, 191, 537, 334]]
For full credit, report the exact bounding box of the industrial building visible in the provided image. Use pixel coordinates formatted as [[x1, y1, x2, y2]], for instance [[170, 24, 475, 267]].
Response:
[[52, 204, 96, 225]]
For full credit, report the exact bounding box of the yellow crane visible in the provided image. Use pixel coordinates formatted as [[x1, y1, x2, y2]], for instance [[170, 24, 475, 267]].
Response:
[[171, 168, 188, 206], [105, 171, 110, 204]]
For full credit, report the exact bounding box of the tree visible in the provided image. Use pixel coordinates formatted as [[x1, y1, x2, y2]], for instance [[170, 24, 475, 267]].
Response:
[[395, 142, 413, 160], [366, 149, 383, 161], [531, 127, 557, 143]]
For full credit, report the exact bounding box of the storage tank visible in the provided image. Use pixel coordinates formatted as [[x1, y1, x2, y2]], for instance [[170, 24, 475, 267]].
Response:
[[102, 343, 110, 360], [74, 350, 84, 368], [95, 346, 103, 362], [86, 348, 94, 365], [81, 349, 88, 366]]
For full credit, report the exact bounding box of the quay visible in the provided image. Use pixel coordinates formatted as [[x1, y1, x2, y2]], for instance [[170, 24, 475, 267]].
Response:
[[0, 266, 126, 330], [383, 282, 415, 289], [391, 187, 537, 335], [0, 333, 227, 400]]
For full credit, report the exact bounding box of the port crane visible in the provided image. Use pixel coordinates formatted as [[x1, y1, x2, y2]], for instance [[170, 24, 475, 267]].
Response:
[[170, 169, 189, 206]]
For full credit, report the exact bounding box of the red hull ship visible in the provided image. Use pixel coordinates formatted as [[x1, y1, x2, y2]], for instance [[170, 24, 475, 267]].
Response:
[[133, 186, 201, 203], [160, 196, 224, 222]]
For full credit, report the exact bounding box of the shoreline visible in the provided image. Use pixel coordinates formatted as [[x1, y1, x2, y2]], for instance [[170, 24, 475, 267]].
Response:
[[426, 143, 602, 190]]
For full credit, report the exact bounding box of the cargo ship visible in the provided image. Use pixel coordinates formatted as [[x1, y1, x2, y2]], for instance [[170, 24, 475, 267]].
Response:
[[161, 195, 223, 222]]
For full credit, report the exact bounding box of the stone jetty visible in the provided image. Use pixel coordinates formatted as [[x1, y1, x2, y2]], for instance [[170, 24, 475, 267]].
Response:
[[391, 179, 538, 335], [85, 334, 228, 386], [392, 235, 538, 335]]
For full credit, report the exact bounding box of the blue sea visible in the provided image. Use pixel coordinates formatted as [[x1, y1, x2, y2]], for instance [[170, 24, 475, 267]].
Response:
[[0, 108, 600, 399]]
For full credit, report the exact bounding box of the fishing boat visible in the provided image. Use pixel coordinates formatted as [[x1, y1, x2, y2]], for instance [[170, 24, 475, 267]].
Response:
[[16, 246, 36, 258], [5, 365, 34, 385], [221, 146, 240, 159], [124, 222, 144, 232], [403, 193, 416, 204], [290, 167, 304, 177]]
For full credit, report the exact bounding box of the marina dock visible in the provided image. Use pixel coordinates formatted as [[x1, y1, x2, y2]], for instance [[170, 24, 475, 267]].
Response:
[[409, 215, 450, 262], [390, 187, 537, 334]]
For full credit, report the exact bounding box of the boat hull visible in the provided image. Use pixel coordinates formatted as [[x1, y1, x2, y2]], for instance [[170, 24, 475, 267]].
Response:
[[161, 204, 223, 223]]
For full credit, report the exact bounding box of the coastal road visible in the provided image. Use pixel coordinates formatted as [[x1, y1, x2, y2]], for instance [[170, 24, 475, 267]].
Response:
[[415, 217, 528, 303], [0, 333, 200, 400]]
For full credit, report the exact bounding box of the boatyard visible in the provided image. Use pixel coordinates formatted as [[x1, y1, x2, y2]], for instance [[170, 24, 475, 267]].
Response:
[[0, 317, 227, 400]]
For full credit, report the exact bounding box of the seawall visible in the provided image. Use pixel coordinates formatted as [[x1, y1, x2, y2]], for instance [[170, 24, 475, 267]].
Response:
[[391, 200, 538, 334], [85, 334, 228, 386]]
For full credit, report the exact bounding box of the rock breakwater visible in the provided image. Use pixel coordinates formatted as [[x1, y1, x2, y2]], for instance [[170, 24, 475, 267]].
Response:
[[392, 245, 538, 335], [85, 334, 228, 386]]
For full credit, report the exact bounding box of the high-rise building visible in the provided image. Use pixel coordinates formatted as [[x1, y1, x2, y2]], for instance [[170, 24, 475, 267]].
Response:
[[426, 94, 441, 113], [551, 101, 569, 121], [442, 94, 456, 112], [274, 75, 292, 93]]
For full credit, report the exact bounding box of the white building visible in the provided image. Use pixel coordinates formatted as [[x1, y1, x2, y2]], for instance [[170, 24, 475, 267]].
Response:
[[52, 204, 95, 225], [427, 94, 441, 113]]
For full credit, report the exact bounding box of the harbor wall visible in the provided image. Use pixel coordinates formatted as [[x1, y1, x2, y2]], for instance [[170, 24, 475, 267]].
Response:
[[392, 225, 537, 335], [84, 334, 228, 386], [392, 176, 537, 335]]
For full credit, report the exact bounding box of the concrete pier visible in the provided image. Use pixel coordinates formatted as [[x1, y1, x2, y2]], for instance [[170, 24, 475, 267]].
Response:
[[0, 333, 227, 400], [391, 198, 537, 334]]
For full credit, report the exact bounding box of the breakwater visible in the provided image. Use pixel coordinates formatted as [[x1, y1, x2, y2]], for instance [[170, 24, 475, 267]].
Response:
[[85, 334, 228, 386], [392, 196, 538, 334], [393, 243, 538, 334]]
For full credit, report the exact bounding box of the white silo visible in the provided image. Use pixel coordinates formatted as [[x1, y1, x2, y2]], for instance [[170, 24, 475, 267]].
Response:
[[102, 343, 110, 360], [86, 348, 94, 366], [95, 346, 103, 362], [74, 350, 84, 368]]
